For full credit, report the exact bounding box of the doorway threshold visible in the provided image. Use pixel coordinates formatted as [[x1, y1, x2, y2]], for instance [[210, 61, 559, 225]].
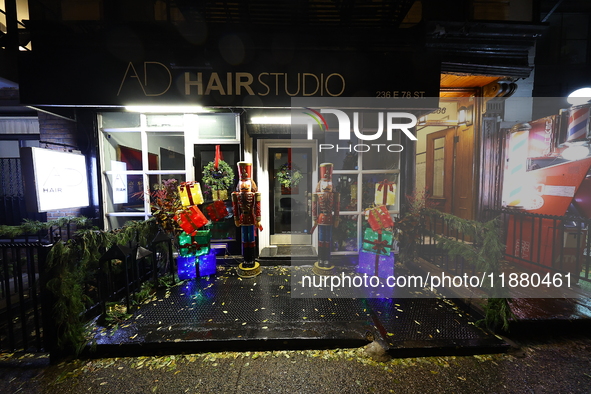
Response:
[[259, 245, 317, 264]]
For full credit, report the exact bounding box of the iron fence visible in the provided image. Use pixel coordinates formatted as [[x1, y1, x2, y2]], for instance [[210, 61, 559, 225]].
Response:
[[417, 209, 591, 285], [492, 209, 591, 284], [0, 234, 173, 354], [417, 212, 476, 277], [0, 241, 48, 353]]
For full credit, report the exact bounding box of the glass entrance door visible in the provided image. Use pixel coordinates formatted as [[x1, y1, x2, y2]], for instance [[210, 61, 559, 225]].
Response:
[[268, 147, 312, 245]]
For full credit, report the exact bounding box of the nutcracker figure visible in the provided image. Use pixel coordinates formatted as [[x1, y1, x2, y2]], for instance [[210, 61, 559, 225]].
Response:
[[311, 163, 340, 275], [231, 162, 263, 278]]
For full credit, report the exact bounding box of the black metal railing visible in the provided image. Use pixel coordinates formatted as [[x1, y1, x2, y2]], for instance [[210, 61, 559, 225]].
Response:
[[491, 209, 591, 284], [418, 212, 477, 277], [0, 231, 173, 354], [417, 209, 591, 285], [0, 241, 48, 353]]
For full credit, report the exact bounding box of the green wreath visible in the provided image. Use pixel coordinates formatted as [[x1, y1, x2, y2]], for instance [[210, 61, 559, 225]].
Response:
[[277, 163, 303, 188], [202, 160, 234, 190]]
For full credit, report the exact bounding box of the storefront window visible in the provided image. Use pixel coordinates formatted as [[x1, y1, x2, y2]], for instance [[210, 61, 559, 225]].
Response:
[[363, 132, 400, 170], [99, 112, 238, 230], [333, 215, 358, 252], [361, 174, 398, 210], [322, 112, 401, 255], [102, 131, 143, 171]]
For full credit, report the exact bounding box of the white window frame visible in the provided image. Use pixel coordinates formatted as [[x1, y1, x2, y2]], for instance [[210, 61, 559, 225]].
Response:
[[98, 112, 239, 230], [327, 127, 401, 256]]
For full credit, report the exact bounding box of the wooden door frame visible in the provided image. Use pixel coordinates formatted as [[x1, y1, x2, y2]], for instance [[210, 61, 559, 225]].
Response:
[[425, 128, 455, 213]]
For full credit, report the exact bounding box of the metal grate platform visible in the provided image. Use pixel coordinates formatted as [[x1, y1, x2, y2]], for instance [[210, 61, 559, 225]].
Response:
[[90, 266, 507, 357]]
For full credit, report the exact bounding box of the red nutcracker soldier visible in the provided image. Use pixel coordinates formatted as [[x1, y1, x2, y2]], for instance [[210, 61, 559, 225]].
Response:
[[231, 162, 263, 278], [311, 163, 340, 275]]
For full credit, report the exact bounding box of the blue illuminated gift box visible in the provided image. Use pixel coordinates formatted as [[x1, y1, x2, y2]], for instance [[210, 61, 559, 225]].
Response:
[[198, 249, 217, 276], [358, 251, 395, 278], [177, 255, 197, 280]]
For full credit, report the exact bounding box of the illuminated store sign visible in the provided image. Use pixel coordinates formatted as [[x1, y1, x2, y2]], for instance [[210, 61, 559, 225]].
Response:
[[118, 62, 347, 98], [19, 48, 440, 107], [22, 147, 90, 212]]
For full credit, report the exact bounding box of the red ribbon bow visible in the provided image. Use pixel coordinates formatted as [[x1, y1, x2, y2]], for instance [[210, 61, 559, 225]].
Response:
[[377, 179, 395, 192], [366, 239, 389, 255], [180, 181, 196, 205]]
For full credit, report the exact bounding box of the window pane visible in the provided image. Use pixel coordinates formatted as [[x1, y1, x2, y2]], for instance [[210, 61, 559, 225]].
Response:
[[199, 114, 237, 139], [433, 138, 445, 197], [147, 131, 185, 170], [148, 174, 186, 193], [102, 131, 142, 170], [434, 137, 445, 149], [362, 174, 398, 210], [0, 141, 20, 158], [107, 216, 147, 230], [146, 114, 184, 128], [268, 148, 312, 236], [320, 132, 359, 170], [362, 130, 400, 170], [101, 112, 140, 128], [334, 174, 358, 212], [333, 215, 358, 252], [103, 173, 144, 213]]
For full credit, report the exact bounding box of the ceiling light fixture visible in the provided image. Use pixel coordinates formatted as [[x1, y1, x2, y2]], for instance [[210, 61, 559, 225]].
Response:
[[250, 116, 292, 124], [124, 105, 206, 113]]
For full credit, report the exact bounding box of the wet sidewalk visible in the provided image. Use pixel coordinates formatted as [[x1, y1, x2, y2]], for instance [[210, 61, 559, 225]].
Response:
[[88, 265, 507, 358], [412, 257, 591, 328]]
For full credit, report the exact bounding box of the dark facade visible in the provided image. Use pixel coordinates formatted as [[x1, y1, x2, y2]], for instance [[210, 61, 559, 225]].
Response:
[[0, 1, 555, 252]]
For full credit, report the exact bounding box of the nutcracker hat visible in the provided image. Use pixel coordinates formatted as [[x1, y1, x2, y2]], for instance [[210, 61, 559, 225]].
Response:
[[319, 163, 334, 182], [237, 162, 253, 180]]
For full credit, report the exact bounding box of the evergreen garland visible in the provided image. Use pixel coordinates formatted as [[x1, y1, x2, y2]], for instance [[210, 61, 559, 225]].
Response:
[[0, 216, 93, 239], [45, 218, 158, 356], [46, 241, 89, 355]]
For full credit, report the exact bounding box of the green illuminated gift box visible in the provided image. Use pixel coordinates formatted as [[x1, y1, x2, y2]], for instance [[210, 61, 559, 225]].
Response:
[[361, 227, 393, 256], [178, 229, 211, 257], [359, 228, 395, 278]]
